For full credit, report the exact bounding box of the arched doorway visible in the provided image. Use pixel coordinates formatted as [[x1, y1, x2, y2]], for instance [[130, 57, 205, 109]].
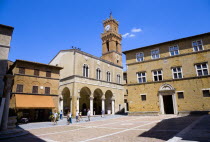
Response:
[[62, 87, 71, 116], [105, 90, 113, 114], [93, 89, 103, 115], [159, 84, 177, 114], [80, 87, 91, 116]]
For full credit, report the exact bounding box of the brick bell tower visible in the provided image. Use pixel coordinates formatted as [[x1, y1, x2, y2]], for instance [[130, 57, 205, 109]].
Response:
[[101, 13, 122, 67]]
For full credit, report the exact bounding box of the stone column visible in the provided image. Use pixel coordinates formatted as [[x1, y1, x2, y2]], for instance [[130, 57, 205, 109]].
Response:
[[60, 97, 63, 112], [90, 97, 94, 116], [76, 96, 80, 111], [1, 74, 14, 130], [111, 98, 115, 115], [101, 98, 105, 113], [70, 96, 72, 113]]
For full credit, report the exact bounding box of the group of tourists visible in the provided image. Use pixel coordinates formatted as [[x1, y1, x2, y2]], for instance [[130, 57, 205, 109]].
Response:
[[52, 109, 91, 125]]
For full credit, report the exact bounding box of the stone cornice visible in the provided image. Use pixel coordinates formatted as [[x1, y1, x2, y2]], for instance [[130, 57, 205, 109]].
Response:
[[127, 49, 210, 66], [0, 44, 10, 48], [102, 50, 122, 56], [127, 75, 210, 86], [60, 75, 123, 86], [14, 73, 60, 80], [12, 92, 58, 96], [101, 32, 122, 41], [51, 49, 123, 69], [123, 32, 210, 54], [103, 18, 119, 25]]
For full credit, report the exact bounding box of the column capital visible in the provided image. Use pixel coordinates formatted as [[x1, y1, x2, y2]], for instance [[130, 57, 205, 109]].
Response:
[[89, 96, 94, 100], [111, 97, 115, 101], [101, 97, 105, 100], [77, 96, 81, 99]]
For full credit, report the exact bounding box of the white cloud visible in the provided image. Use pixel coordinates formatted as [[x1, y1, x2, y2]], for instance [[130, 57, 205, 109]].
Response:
[[129, 34, 135, 37], [131, 28, 142, 33], [122, 33, 130, 38]]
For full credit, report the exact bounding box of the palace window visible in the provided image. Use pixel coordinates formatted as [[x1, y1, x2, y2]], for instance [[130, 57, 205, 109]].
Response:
[[169, 45, 179, 56], [45, 87, 50, 94], [117, 74, 121, 84], [202, 90, 210, 97], [34, 69, 39, 76], [177, 92, 184, 99], [195, 63, 208, 76], [136, 52, 144, 62], [16, 84, 23, 93], [137, 72, 146, 83], [46, 71, 51, 78], [140, 94, 146, 101], [151, 49, 160, 59], [96, 68, 101, 80], [83, 64, 89, 77], [153, 70, 163, 81], [32, 86, 38, 94], [107, 71, 111, 82], [192, 40, 203, 51], [172, 67, 183, 79], [19, 67, 25, 74]]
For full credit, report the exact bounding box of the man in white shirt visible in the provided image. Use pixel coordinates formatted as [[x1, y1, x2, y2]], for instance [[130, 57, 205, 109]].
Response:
[[76, 110, 79, 122], [87, 109, 90, 121]]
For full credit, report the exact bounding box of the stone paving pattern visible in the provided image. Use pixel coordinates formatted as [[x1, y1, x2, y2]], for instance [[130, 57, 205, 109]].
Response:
[[2, 115, 209, 142]]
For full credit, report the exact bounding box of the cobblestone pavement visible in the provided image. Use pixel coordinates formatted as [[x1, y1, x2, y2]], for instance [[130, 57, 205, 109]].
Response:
[[1, 115, 203, 142]]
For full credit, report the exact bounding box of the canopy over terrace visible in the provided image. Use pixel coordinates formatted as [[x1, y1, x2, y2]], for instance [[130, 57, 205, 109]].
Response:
[[15, 94, 55, 109]]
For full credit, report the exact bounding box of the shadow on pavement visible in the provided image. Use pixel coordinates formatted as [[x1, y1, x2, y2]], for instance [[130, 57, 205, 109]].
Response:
[[0, 126, 45, 142], [139, 115, 201, 141]]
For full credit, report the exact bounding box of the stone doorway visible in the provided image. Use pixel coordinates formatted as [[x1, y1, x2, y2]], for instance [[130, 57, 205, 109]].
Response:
[[163, 95, 174, 114], [159, 84, 177, 115]]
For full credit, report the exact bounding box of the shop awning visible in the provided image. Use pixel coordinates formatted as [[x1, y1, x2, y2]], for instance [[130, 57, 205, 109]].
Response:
[[15, 94, 55, 109]]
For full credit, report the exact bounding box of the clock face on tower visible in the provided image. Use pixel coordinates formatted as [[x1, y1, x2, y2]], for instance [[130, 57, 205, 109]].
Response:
[[105, 25, 110, 31]]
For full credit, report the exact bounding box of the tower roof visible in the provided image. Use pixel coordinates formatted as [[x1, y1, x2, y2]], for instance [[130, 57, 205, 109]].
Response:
[[103, 13, 119, 25]]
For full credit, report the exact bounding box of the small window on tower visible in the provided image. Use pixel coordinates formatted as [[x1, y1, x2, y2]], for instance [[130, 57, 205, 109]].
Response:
[[106, 41, 109, 52], [116, 41, 118, 52]]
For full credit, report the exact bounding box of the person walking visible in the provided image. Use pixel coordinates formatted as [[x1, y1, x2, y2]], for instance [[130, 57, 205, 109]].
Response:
[[60, 110, 63, 120], [76, 110, 79, 122], [67, 111, 70, 125], [79, 111, 83, 121], [53, 110, 58, 125], [87, 109, 90, 121], [101, 110, 104, 118], [68, 111, 72, 124]]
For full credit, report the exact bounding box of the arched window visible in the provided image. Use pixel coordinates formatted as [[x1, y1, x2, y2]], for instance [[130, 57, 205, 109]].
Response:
[[83, 64, 89, 77], [106, 41, 109, 52], [96, 68, 101, 80], [117, 74, 120, 84], [107, 71, 111, 82], [116, 41, 118, 52]]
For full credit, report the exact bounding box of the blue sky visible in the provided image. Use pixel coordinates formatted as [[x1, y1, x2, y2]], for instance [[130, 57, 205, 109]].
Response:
[[1, 0, 210, 69]]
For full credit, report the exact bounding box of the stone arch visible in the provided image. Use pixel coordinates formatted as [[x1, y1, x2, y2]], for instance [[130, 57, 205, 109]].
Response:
[[105, 90, 113, 114], [159, 84, 175, 91], [79, 87, 91, 115], [93, 88, 103, 115], [31, 81, 40, 86], [61, 87, 71, 115], [44, 82, 52, 87]]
